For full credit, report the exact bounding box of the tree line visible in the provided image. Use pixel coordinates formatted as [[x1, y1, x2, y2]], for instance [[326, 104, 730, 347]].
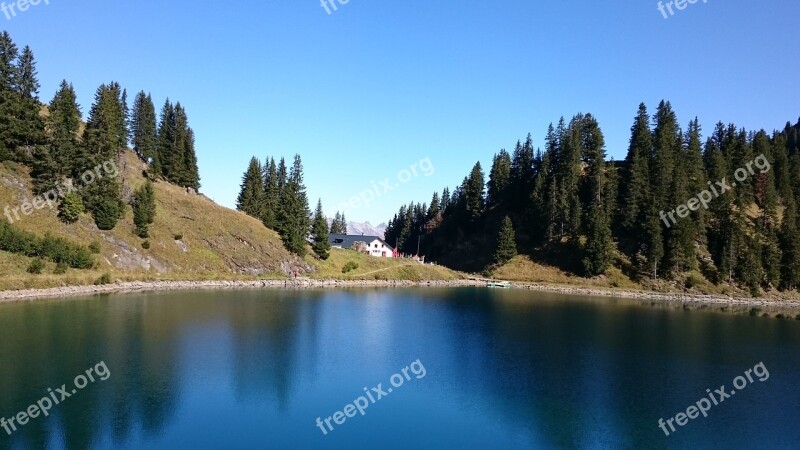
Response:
[[0, 31, 198, 233], [236, 155, 332, 259], [385, 101, 800, 295]]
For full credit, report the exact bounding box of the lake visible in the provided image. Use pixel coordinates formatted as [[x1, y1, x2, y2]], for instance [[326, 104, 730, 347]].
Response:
[[0, 288, 798, 449]]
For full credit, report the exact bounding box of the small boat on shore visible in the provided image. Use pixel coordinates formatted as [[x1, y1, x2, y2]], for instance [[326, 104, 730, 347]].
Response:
[[486, 281, 511, 288]]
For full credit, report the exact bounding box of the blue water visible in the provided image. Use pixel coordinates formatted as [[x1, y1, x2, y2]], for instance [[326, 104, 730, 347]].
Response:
[[0, 288, 798, 449]]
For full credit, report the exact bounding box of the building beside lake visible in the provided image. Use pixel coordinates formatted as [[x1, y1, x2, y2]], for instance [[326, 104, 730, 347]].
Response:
[[329, 233, 397, 258]]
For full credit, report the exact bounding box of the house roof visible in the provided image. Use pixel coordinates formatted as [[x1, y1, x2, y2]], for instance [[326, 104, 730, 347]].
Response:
[[328, 234, 393, 250]]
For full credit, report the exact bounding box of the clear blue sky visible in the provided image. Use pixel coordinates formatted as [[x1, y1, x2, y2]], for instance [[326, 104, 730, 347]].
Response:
[[5, 0, 799, 224]]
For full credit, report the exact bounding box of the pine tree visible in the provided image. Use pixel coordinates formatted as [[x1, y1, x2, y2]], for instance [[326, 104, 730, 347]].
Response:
[[494, 216, 517, 265], [131, 91, 159, 169], [261, 157, 279, 229], [46, 80, 82, 176], [620, 104, 652, 244], [236, 157, 265, 219], [330, 211, 347, 234], [81, 82, 126, 230], [580, 114, 614, 276], [58, 191, 84, 224], [464, 162, 485, 221], [277, 155, 311, 256], [132, 181, 156, 238], [182, 127, 200, 190], [487, 149, 511, 206], [156, 100, 175, 179], [311, 199, 331, 260]]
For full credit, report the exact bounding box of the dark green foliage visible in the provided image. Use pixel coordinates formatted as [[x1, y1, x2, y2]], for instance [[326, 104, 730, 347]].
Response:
[[58, 191, 84, 224], [131, 91, 159, 170], [311, 199, 331, 260], [342, 261, 359, 273], [88, 241, 101, 254], [330, 211, 347, 234], [381, 104, 800, 294], [494, 216, 517, 265], [47, 80, 82, 176], [132, 181, 156, 238], [156, 101, 200, 189], [174, 234, 183, 241], [277, 155, 311, 256], [27, 257, 44, 274], [83, 177, 123, 230], [95, 273, 112, 285], [487, 149, 511, 206], [261, 157, 279, 229], [141, 240, 150, 250], [236, 157, 265, 219], [0, 221, 93, 268]]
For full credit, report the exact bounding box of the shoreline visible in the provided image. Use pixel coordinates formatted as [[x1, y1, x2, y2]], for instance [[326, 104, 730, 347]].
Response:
[[0, 278, 798, 309]]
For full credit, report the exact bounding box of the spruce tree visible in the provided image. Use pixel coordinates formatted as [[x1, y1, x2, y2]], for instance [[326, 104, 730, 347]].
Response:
[[81, 82, 126, 230], [464, 162, 485, 221], [236, 157, 265, 219], [487, 149, 511, 206], [47, 80, 82, 176], [620, 103, 652, 244], [580, 114, 614, 276], [261, 157, 279, 229], [311, 199, 331, 260], [156, 100, 175, 179], [330, 211, 347, 234], [131, 91, 159, 169], [494, 216, 517, 265], [277, 155, 311, 256], [132, 181, 156, 238]]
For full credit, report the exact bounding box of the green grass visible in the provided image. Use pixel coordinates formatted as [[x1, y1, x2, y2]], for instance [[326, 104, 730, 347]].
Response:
[[308, 248, 463, 281]]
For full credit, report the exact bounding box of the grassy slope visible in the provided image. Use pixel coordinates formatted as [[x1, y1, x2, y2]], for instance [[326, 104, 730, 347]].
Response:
[[0, 150, 459, 290], [309, 248, 463, 281]]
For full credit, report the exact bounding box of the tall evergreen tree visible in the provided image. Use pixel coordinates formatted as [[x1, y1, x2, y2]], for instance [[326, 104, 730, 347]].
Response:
[[46, 80, 82, 176], [494, 216, 517, 265], [130, 91, 159, 169], [261, 157, 279, 229], [132, 181, 157, 238], [487, 149, 511, 206], [464, 161, 485, 221], [311, 199, 331, 260], [277, 155, 311, 256], [236, 157, 265, 219]]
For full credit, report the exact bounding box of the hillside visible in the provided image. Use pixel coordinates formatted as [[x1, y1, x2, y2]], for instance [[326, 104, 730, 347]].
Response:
[[0, 150, 461, 291]]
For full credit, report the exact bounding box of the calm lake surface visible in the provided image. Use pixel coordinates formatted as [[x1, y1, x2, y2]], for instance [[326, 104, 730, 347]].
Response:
[[0, 288, 798, 449]]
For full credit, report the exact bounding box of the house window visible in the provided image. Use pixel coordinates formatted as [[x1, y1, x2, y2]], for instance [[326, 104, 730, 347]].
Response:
[[374, 243, 378, 248]]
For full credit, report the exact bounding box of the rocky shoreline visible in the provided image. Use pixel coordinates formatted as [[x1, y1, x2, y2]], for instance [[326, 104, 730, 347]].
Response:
[[0, 278, 798, 309]]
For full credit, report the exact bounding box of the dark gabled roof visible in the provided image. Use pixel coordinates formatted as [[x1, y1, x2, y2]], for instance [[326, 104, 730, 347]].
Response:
[[328, 234, 392, 250]]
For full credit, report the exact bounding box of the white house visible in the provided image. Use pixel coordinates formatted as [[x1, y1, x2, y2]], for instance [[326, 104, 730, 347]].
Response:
[[329, 234, 396, 258]]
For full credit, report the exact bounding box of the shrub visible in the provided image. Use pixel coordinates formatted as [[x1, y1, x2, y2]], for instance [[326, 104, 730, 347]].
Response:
[[342, 261, 359, 273], [132, 181, 156, 238], [94, 273, 112, 285], [54, 262, 68, 274], [173, 234, 183, 241], [141, 240, 150, 249], [27, 258, 45, 274], [89, 241, 101, 254], [91, 196, 123, 231], [58, 191, 84, 224], [0, 223, 93, 269]]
